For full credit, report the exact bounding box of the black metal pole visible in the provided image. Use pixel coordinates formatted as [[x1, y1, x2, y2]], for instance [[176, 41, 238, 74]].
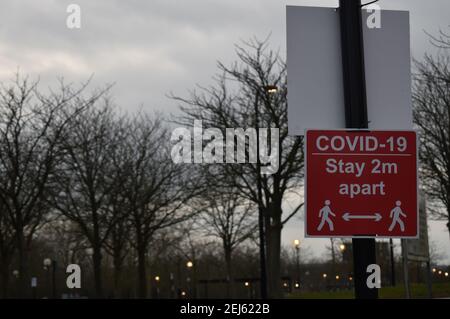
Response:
[[339, 0, 378, 299], [255, 91, 268, 299], [389, 238, 396, 286], [52, 260, 57, 299], [296, 247, 300, 284]]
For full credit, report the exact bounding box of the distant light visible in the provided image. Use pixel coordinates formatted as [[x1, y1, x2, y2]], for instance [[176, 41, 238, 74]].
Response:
[[283, 282, 288, 288], [187, 261, 194, 268], [432, 268, 437, 273], [264, 85, 278, 94], [335, 275, 340, 280], [349, 276, 353, 281], [339, 244, 346, 251], [43, 258, 52, 267], [295, 283, 300, 288], [244, 282, 250, 287], [294, 239, 300, 248], [155, 276, 160, 282], [323, 273, 327, 278], [181, 291, 186, 296], [439, 270, 443, 275], [445, 272, 449, 277]]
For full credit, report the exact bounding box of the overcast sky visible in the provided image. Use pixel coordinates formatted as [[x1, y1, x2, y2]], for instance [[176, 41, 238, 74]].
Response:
[[1, 0, 450, 264]]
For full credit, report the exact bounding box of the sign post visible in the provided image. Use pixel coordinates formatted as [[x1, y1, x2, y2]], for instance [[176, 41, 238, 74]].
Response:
[[287, 1, 415, 299], [339, 0, 377, 299]]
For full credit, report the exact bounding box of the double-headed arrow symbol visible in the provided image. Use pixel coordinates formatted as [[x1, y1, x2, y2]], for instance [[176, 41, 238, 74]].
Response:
[[342, 213, 382, 222]]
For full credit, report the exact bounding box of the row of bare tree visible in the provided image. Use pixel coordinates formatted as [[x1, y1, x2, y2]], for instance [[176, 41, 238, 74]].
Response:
[[0, 39, 306, 298], [0, 75, 205, 298], [1, 32, 450, 298]]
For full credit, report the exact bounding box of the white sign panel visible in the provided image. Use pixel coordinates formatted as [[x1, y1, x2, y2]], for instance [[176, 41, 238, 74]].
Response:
[[287, 6, 412, 135]]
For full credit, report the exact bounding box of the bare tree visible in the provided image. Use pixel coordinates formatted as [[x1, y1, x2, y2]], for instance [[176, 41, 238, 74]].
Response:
[[123, 113, 200, 298], [101, 116, 133, 298], [413, 53, 450, 242], [426, 28, 450, 49], [199, 187, 256, 298], [173, 38, 304, 297], [50, 101, 124, 297], [0, 75, 98, 296]]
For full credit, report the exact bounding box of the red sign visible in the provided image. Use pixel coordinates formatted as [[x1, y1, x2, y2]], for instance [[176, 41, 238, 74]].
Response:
[[305, 130, 418, 238]]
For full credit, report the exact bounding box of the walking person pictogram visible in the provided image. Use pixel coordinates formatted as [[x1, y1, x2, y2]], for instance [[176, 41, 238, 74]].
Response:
[[317, 200, 335, 232], [388, 200, 406, 232]]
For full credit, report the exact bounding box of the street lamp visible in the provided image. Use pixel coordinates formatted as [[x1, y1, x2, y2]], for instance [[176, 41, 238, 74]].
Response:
[[264, 85, 278, 94], [339, 244, 346, 252], [154, 276, 161, 298], [186, 261, 195, 298], [244, 281, 251, 298], [293, 239, 301, 288], [12, 270, 19, 278], [254, 84, 278, 299], [43, 258, 52, 269], [43, 258, 57, 299], [85, 248, 94, 257]]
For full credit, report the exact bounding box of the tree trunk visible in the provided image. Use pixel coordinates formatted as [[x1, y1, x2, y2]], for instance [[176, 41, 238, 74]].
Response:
[[137, 244, 147, 298], [224, 246, 234, 298], [92, 244, 103, 298], [112, 250, 123, 298], [16, 228, 27, 298], [0, 259, 10, 298]]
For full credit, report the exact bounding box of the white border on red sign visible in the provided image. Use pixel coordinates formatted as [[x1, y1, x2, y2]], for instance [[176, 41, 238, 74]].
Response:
[[303, 128, 420, 239]]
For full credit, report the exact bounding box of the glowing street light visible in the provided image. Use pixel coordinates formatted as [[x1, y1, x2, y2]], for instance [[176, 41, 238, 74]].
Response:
[[323, 273, 327, 279], [339, 244, 346, 252], [264, 85, 278, 94], [186, 261, 194, 268], [155, 276, 160, 282]]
